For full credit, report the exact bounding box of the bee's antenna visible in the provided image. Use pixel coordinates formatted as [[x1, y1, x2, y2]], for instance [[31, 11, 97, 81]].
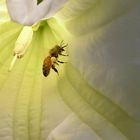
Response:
[[62, 44, 68, 48], [60, 40, 64, 46]]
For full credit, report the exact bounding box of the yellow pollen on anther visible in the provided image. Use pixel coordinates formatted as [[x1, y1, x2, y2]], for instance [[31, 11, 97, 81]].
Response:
[[9, 26, 33, 71]]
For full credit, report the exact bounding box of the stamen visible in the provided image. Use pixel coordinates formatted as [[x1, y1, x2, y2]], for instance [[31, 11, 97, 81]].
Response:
[[9, 26, 33, 71], [8, 54, 17, 72]]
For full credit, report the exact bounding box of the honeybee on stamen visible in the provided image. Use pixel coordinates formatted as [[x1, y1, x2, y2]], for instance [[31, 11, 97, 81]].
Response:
[[42, 41, 68, 77]]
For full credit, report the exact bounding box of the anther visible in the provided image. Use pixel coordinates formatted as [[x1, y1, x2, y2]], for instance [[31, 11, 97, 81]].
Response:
[[9, 26, 33, 71]]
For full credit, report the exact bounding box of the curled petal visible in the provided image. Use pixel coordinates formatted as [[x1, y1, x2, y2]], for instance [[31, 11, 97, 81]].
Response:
[[57, 0, 140, 121], [6, 0, 68, 25]]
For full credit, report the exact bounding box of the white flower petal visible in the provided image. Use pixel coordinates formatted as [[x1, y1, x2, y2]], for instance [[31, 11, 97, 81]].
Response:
[[6, 0, 68, 25], [0, 0, 140, 140], [0, 0, 10, 23], [58, 0, 140, 120], [55, 63, 140, 140], [53, 0, 140, 139], [48, 114, 102, 140]]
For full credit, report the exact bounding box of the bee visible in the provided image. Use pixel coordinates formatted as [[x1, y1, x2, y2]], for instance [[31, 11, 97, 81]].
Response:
[[43, 41, 68, 77], [49, 40, 68, 58]]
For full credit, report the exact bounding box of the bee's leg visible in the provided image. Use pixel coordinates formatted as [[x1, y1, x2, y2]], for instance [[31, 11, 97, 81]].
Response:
[[60, 54, 68, 56], [54, 62, 59, 65], [60, 40, 64, 46], [52, 65, 59, 75], [57, 60, 67, 64], [62, 44, 68, 48]]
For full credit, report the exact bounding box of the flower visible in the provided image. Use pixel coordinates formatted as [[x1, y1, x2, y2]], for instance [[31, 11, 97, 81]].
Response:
[[6, 0, 68, 25], [0, 0, 140, 140]]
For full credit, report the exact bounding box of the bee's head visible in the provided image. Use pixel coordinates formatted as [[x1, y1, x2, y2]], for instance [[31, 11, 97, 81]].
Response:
[[56, 45, 65, 54]]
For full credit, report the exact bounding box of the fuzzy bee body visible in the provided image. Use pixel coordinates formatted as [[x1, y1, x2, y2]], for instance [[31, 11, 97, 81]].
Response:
[[43, 56, 52, 77], [42, 41, 68, 77]]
